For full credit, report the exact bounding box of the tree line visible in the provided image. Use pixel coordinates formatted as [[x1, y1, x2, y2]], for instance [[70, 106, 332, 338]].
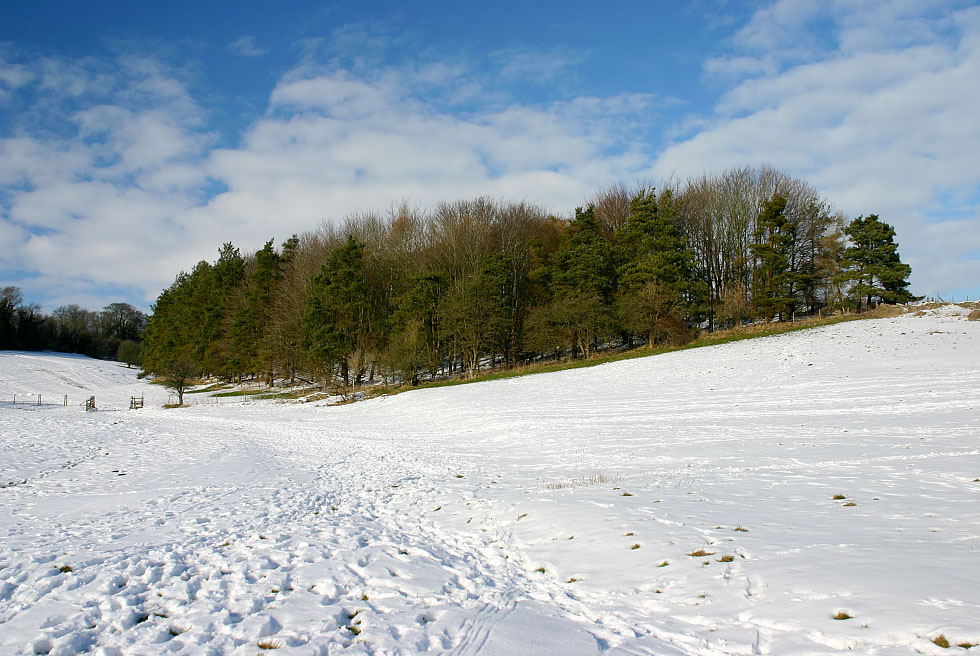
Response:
[[0, 288, 146, 365], [140, 165, 913, 392]]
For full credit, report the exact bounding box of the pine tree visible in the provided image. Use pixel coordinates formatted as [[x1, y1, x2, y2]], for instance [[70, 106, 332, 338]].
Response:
[[229, 240, 281, 379], [839, 215, 914, 309], [750, 195, 797, 321], [541, 206, 615, 358], [614, 188, 699, 344], [303, 235, 374, 391]]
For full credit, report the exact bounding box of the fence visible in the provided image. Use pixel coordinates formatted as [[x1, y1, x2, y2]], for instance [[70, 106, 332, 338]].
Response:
[[2, 393, 69, 407]]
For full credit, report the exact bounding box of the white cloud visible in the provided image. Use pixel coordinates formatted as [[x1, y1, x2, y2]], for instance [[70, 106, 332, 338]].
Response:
[[656, 3, 980, 297], [197, 67, 654, 251], [1, 46, 662, 309], [226, 36, 268, 58]]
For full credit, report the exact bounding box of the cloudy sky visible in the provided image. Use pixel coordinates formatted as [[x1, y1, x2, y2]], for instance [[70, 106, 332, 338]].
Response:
[[2, 0, 978, 312]]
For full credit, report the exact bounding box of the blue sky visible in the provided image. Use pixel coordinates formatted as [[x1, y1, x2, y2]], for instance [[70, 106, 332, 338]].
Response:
[[2, 0, 979, 312]]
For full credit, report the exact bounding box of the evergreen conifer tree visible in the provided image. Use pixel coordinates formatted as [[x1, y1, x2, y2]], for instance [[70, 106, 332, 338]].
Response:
[[839, 215, 914, 309], [750, 195, 797, 321], [303, 235, 373, 390]]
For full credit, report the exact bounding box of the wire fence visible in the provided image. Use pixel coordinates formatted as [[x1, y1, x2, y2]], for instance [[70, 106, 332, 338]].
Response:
[[1, 392, 98, 410]]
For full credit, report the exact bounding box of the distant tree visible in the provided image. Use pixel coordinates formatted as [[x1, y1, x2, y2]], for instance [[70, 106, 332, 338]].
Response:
[[615, 188, 699, 344], [839, 215, 914, 309], [750, 195, 797, 321], [387, 273, 446, 383], [0, 286, 23, 349], [303, 235, 375, 391], [546, 206, 616, 357], [163, 356, 198, 406], [229, 239, 281, 380], [116, 339, 142, 368], [100, 303, 146, 341]]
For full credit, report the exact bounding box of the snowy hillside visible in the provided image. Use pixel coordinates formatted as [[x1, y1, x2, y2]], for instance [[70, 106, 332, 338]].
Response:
[[1, 307, 978, 655]]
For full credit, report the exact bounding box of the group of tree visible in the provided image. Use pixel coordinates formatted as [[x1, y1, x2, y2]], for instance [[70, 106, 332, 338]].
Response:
[[0, 287, 145, 365], [140, 165, 914, 392]]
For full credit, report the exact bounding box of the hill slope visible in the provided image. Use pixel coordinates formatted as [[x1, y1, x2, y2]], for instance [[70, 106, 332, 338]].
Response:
[[1, 306, 978, 655]]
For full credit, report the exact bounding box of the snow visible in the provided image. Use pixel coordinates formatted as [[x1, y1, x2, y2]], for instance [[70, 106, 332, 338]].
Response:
[[1, 307, 978, 655]]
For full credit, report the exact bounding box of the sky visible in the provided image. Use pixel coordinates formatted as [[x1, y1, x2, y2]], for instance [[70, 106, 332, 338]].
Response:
[[1, 0, 978, 312]]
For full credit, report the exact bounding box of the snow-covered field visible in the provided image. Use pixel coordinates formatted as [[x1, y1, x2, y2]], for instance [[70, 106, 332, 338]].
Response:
[[1, 307, 978, 655]]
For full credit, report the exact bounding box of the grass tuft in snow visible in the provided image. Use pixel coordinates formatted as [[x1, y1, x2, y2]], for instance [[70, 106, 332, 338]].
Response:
[[658, 560, 670, 567], [621, 491, 634, 496], [58, 565, 72, 573], [546, 470, 620, 490], [957, 641, 977, 649], [932, 634, 950, 648], [833, 611, 853, 620], [717, 554, 735, 562], [258, 639, 283, 649], [631, 543, 641, 550], [733, 525, 749, 532], [843, 501, 857, 506], [688, 549, 716, 557], [535, 566, 546, 573], [832, 493, 847, 500]]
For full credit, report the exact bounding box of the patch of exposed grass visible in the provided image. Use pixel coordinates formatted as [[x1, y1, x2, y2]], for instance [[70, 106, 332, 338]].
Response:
[[211, 389, 267, 398], [733, 526, 749, 532], [185, 383, 233, 394], [967, 309, 980, 321], [58, 565, 72, 573], [657, 560, 669, 567], [631, 543, 641, 550], [621, 491, 634, 497], [717, 554, 735, 562], [535, 566, 546, 573], [566, 577, 579, 583], [546, 470, 620, 490], [832, 493, 847, 500], [688, 549, 716, 557], [957, 641, 977, 649], [833, 611, 853, 620], [932, 634, 950, 648], [843, 501, 857, 507], [258, 638, 283, 649]]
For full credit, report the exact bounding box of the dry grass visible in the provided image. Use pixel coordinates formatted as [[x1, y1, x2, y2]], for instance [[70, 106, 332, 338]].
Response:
[[967, 309, 980, 321], [546, 470, 623, 490], [688, 549, 716, 557], [932, 634, 950, 648], [833, 611, 853, 620], [257, 638, 283, 649]]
